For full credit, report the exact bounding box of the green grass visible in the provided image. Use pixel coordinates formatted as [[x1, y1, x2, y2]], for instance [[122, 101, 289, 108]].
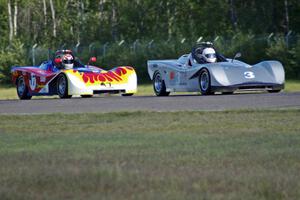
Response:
[[1, 80, 300, 99], [1, 109, 300, 199], [284, 80, 300, 92], [0, 84, 18, 100]]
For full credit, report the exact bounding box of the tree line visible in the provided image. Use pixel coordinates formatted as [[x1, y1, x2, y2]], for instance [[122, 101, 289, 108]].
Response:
[[1, 0, 299, 46], [0, 0, 299, 83]]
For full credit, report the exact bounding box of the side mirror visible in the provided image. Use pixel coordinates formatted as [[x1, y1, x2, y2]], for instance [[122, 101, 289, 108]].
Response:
[[89, 57, 97, 63], [235, 52, 242, 58], [54, 58, 62, 64], [232, 52, 242, 63]]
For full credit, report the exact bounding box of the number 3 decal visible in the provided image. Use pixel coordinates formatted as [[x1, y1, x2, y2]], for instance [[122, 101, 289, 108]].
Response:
[[244, 71, 255, 79]]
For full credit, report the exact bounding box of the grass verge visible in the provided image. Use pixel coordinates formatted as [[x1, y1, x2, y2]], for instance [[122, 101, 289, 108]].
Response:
[[0, 109, 300, 199]]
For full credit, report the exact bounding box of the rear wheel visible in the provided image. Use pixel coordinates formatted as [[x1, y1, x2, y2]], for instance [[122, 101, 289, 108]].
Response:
[[57, 74, 72, 99], [199, 69, 214, 95], [153, 71, 170, 96], [17, 76, 32, 100]]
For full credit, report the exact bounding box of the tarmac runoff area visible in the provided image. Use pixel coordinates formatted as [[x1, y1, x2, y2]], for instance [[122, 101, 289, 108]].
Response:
[[0, 92, 300, 114]]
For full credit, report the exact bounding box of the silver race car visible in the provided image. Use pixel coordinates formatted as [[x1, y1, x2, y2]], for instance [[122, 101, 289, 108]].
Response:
[[147, 43, 285, 96]]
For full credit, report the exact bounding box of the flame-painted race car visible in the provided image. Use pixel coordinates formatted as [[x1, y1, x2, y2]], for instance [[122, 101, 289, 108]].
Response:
[[147, 43, 285, 96], [11, 50, 137, 99]]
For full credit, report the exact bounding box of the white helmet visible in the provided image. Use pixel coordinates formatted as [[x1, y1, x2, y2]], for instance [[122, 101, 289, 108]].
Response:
[[202, 48, 217, 63], [62, 54, 74, 69]]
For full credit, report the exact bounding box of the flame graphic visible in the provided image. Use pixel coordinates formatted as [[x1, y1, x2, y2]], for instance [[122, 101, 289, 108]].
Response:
[[69, 66, 134, 85]]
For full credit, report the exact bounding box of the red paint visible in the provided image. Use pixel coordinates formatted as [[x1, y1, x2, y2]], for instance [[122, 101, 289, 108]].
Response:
[[115, 67, 127, 76], [55, 58, 62, 64], [170, 71, 175, 80], [89, 57, 97, 62], [98, 74, 106, 82], [79, 67, 131, 84], [82, 75, 89, 83], [82, 72, 96, 83], [107, 71, 122, 82], [102, 73, 113, 82]]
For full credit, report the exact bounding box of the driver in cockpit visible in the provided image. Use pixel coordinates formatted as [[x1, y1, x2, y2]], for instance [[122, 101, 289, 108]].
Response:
[[200, 47, 217, 63], [61, 54, 74, 69], [185, 42, 228, 67], [192, 42, 217, 63]]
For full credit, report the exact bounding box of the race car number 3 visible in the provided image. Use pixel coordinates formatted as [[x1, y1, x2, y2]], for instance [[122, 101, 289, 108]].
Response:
[[244, 71, 255, 79]]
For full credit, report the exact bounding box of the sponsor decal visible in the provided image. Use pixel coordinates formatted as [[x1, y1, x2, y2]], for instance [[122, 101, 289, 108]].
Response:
[[170, 71, 175, 80], [29, 73, 37, 90], [244, 71, 255, 79]]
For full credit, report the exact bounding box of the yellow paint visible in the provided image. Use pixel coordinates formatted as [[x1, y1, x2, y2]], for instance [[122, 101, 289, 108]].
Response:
[[63, 67, 136, 87]]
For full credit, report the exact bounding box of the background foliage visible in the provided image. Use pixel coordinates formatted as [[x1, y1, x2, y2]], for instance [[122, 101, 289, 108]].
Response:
[[0, 0, 299, 83]]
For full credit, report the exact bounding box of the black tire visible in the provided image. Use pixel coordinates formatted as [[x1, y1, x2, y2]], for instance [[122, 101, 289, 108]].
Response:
[[153, 71, 170, 96], [199, 68, 214, 95], [81, 95, 93, 98], [268, 90, 281, 93], [122, 93, 134, 96], [57, 74, 72, 99], [16, 76, 32, 100]]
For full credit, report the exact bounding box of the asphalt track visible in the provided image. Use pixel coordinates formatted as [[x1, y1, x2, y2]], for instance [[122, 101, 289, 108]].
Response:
[[0, 92, 299, 114]]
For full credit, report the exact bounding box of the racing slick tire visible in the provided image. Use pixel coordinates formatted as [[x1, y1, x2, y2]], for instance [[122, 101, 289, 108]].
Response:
[[199, 68, 214, 95], [153, 71, 170, 96], [17, 76, 32, 100], [57, 74, 72, 99]]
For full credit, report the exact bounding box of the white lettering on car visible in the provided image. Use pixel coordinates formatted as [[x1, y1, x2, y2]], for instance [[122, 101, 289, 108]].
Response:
[[244, 71, 255, 79]]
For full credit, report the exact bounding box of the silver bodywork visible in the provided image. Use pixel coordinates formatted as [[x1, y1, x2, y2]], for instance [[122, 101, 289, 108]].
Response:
[[147, 53, 285, 93]]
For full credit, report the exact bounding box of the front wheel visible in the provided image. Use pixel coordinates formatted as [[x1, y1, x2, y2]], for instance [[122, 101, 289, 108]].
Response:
[[199, 68, 214, 95], [153, 71, 170, 96], [57, 74, 72, 99], [17, 76, 32, 100]]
